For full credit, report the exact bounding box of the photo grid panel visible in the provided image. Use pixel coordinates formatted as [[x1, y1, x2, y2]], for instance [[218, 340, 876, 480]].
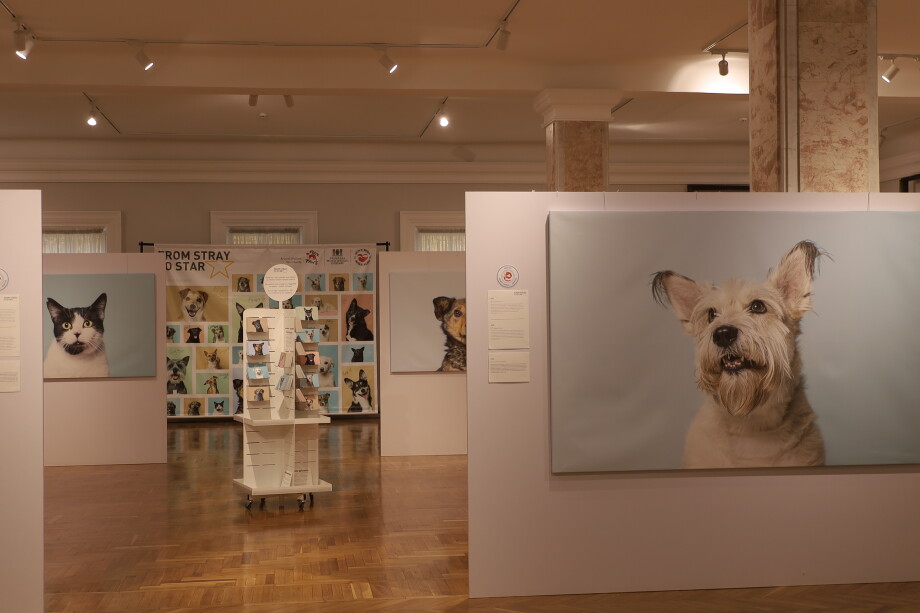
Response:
[[159, 245, 377, 417]]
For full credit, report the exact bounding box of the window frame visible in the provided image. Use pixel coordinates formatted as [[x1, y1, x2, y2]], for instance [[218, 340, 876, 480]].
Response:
[[399, 211, 465, 252], [41, 210, 122, 253], [210, 211, 319, 245]]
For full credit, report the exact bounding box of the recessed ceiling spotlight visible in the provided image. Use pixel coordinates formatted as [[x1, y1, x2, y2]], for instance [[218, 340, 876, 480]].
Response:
[[438, 115, 449, 127], [881, 59, 899, 83], [378, 49, 398, 74]]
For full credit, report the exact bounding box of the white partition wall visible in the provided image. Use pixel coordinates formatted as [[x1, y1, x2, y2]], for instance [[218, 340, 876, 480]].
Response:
[[465, 191, 920, 598], [43, 253, 167, 466], [0, 190, 44, 611], [379, 251, 467, 456]]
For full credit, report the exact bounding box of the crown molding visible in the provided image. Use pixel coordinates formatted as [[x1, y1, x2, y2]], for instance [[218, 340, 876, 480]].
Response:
[[0, 158, 750, 186], [880, 150, 920, 183]]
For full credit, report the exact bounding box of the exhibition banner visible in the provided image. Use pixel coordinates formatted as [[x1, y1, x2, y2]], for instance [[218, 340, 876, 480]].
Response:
[[158, 244, 377, 418]]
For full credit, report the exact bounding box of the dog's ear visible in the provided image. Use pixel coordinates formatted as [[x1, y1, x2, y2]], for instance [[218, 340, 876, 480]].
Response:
[[769, 241, 822, 320], [652, 271, 703, 334], [433, 296, 452, 320]]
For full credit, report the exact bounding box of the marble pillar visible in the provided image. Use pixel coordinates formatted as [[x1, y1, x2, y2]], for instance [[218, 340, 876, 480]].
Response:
[[535, 90, 624, 192], [748, 0, 879, 192]]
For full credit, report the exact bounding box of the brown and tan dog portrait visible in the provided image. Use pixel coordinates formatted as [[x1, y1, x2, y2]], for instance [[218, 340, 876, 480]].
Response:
[[433, 296, 466, 372]]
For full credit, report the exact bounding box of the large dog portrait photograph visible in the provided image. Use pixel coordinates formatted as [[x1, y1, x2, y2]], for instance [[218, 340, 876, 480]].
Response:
[[548, 210, 920, 473], [43, 273, 157, 379], [389, 271, 466, 373]]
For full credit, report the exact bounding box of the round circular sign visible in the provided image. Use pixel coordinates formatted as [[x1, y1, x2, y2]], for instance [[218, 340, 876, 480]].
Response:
[[0, 268, 8, 292], [262, 264, 299, 302], [497, 265, 519, 288]]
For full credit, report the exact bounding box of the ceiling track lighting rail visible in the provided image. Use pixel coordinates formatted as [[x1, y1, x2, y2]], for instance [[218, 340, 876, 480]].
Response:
[[2, 0, 521, 68]]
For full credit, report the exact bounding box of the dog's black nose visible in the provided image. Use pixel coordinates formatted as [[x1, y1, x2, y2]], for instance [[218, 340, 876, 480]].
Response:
[[712, 325, 738, 348]]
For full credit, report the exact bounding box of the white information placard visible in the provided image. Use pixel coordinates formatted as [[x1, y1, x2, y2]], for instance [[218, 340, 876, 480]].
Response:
[[488, 351, 531, 383], [488, 290, 530, 350], [0, 294, 20, 357]]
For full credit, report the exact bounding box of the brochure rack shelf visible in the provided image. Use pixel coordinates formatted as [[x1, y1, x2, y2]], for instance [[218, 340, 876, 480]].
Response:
[[233, 307, 332, 510]]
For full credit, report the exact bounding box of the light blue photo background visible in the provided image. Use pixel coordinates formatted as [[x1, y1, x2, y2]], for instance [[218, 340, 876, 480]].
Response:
[[549, 210, 920, 472], [43, 273, 157, 378]]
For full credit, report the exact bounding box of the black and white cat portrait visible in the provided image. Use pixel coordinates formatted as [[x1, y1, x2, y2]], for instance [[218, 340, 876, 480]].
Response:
[[44, 293, 110, 378]]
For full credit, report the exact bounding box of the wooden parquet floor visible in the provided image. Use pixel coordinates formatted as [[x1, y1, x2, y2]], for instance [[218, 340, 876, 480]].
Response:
[[45, 420, 920, 613]]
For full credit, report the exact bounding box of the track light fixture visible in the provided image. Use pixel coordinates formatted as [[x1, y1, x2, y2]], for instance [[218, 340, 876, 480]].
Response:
[[495, 20, 511, 51], [134, 47, 154, 71], [378, 48, 398, 74], [283, 95, 294, 108], [718, 53, 729, 76], [86, 107, 98, 127], [879, 54, 920, 84], [881, 60, 900, 83], [248, 94, 259, 107], [13, 22, 33, 59]]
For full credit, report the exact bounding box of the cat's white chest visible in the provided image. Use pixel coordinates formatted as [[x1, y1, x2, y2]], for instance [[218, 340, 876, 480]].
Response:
[[44, 341, 109, 378]]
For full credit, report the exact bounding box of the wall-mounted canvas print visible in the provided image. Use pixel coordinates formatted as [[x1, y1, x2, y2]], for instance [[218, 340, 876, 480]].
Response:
[[548, 210, 920, 473], [43, 273, 157, 379], [389, 271, 466, 373]]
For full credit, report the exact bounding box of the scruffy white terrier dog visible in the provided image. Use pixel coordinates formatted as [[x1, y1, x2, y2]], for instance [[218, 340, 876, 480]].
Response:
[[652, 241, 826, 469]]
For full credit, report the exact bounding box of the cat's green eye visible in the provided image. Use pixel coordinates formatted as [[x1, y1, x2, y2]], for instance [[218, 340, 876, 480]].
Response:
[[62, 322, 72, 330], [83, 320, 93, 328]]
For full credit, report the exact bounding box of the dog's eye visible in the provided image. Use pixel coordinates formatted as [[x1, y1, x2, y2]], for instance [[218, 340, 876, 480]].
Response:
[[707, 308, 717, 323], [453, 309, 463, 317], [749, 300, 767, 314]]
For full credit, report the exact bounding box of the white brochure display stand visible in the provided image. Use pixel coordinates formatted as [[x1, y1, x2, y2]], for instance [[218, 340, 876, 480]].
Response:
[[233, 266, 332, 510]]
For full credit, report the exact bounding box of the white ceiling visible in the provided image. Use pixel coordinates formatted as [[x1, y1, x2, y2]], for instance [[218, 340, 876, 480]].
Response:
[[0, 0, 917, 149]]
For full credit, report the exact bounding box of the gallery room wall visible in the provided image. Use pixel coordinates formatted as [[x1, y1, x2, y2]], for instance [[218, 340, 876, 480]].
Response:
[[6, 182, 539, 251], [465, 191, 920, 599], [378, 251, 467, 456], [43, 253, 167, 466], [0, 190, 44, 612]]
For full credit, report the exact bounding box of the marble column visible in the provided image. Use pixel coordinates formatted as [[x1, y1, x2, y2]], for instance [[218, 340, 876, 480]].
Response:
[[748, 0, 879, 192], [534, 90, 624, 192]]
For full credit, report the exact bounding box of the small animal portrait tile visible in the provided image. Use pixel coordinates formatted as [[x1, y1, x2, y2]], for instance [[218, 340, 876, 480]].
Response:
[[305, 273, 326, 292], [207, 324, 229, 344], [330, 274, 350, 292], [208, 397, 230, 415], [233, 274, 254, 293], [184, 397, 205, 417], [352, 273, 374, 291]]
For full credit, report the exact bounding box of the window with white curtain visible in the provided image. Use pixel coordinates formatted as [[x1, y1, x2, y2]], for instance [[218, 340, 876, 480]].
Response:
[[42, 228, 108, 253], [210, 211, 319, 245], [41, 211, 122, 253], [415, 228, 466, 251], [227, 227, 302, 245], [399, 211, 465, 252]]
